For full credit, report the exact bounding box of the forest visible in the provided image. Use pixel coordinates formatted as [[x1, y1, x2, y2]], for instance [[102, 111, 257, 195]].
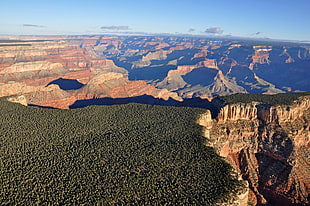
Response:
[[217, 91, 310, 106], [0, 98, 242, 205]]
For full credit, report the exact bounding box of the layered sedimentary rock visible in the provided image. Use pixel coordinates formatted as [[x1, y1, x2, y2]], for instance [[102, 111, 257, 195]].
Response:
[[0, 81, 41, 97], [132, 50, 173, 68], [78, 71, 182, 101], [0, 39, 182, 108], [98, 36, 310, 97], [5, 35, 308, 98], [198, 96, 310, 205], [158, 64, 200, 91], [0, 61, 66, 82], [1, 36, 309, 205], [25, 84, 77, 109], [158, 58, 219, 91], [252, 46, 272, 64]]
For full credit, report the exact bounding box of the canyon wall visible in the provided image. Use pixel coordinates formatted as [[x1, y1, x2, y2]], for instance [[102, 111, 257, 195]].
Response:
[[1, 36, 309, 205], [198, 96, 310, 205], [2, 35, 309, 101], [0, 40, 182, 108]]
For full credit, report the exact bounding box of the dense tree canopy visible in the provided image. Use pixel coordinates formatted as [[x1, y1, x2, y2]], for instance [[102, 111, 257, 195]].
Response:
[[218, 92, 310, 106], [0, 99, 242, 205]]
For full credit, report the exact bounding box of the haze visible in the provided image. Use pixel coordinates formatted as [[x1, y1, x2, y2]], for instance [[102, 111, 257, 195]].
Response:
[[1, 0, 310, 41]]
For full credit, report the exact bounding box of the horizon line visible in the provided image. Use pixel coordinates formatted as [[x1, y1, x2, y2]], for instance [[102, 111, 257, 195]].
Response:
[[0, 33, 309, 44]]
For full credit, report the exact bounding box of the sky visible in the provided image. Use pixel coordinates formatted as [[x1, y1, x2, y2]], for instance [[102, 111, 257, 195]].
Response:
[[1, 0, 310, 41]]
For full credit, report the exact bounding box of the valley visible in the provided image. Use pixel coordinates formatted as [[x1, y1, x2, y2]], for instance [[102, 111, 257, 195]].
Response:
[[0, 35, 309, 109], [0, 35, 309, 205]]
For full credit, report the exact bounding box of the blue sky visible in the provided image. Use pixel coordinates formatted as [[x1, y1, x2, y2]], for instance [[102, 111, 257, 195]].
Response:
[[1, 0, 309, 41]]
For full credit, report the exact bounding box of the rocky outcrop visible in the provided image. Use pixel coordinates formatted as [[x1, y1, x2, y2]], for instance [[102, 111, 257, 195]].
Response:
[[0, 81, 41, 97], [157, 59, 219, 92], [205, 70, 248, 96], [0, 61, 66, 82], [1, 61, 64, 73], [252, 46, 272, 64], [216, 102, 259, 123], [78, 71, 182, 102], [7, 95, 28, 106], [0, 39, 183, 108], [157, 64, 196, 91], [25, 84, 77, 109], [3, 35, 310, 97], [89, 59, 128, 75], [130, 44, 194, 69], [198, 96, 310, 205], [132, 50, 173, 68], [62, 70, 94, 85], [256, 97, 310, 124]]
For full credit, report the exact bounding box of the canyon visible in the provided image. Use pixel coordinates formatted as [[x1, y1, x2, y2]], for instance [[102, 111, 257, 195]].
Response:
[[0, 38, 181, 108], [0, 35, 309, 205], [1, 35, 309, 108], [198, 95, 310, 205]]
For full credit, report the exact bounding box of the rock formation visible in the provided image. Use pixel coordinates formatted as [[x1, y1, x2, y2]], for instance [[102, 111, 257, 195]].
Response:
[[97, 36, 309, 97], [0, 39, 182, 108], [77, 71, 182, 102], [198, 95, 310, 205], [25, 84, 77, 109], [3, 35, 309, 98], [7, 95, 28, 106], [0, 35, 309, 205]]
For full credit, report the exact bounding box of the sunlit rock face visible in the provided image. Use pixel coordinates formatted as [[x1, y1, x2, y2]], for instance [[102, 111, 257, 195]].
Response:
[[0, 36, 309, 205], [1, 35, 309, 108], [0, 39, 181, 108], [198, 96, 310, 205], [95, 36, 310, 97]]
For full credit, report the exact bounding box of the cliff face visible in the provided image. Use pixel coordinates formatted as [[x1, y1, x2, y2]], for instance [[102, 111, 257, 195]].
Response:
[[157, 58, 220, 92], [198, 96, 310, 205], [25, 84, 77, 109], [99, 36, 310, 97], [0, 40, 181, 108], [2, 35, 309, 102], [78, 71, 182, 101]]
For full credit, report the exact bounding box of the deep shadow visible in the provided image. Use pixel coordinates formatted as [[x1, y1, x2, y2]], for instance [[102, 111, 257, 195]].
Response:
[[128, 65, 176, 81], [254, 109, 295, 206], [28, 104, 57, 109], [69, 95, 219, 118], [47, 78, 84, 90], [254, 61, 310, 91], [183, 67, 218, 87]]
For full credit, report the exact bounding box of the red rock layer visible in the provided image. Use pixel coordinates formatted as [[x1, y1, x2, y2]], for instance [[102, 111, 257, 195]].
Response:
[[198, 96, 310, 205], [0, 40, 153, 109]]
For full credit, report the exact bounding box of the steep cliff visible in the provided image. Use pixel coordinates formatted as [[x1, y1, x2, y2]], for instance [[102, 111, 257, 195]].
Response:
[[0, 39, 182, 108], [198, 95, 310, 205], [3, 35, 310, 97], [78, 71, 182, 102], [0, 61, 66, 82], [23, 84, 76, 109], [157, 58, 219, 92]]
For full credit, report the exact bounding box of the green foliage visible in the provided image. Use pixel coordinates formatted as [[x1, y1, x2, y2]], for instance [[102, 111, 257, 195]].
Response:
[[0, 40, 26, 43], [0, 99, 242, 205], [218, 92, 310, 106], [0, 39, 52, 47], [0, 44, 32, 47]]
